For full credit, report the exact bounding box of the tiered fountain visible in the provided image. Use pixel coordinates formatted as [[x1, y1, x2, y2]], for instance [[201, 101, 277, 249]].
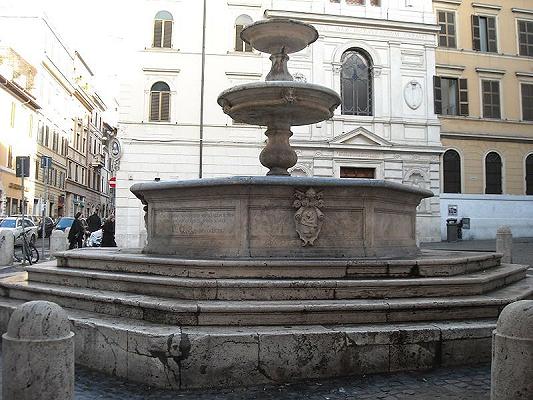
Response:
[[0, 18, 530, 391]]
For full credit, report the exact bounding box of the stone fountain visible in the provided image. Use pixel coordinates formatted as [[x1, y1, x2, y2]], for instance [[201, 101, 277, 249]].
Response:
[[0, 18, 531, 391]]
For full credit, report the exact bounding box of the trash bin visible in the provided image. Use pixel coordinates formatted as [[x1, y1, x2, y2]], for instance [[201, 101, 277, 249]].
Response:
[[446, 219, 458, 242]]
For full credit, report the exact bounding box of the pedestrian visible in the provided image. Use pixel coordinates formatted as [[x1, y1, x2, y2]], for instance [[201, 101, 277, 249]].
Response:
[[87, 208, 102, 233], [101, 214, 117, 247], [68, 212, 84, 250]]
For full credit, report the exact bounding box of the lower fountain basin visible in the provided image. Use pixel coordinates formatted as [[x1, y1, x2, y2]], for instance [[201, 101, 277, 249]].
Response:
[[131, 176, 433, 259], [217, 82, 341, 126]]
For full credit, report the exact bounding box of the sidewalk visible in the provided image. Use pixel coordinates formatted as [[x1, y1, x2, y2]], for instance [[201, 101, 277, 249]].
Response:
[[421, 237, 533, 269]]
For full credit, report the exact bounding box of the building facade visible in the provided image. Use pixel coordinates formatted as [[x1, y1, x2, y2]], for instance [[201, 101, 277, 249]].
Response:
[[116, 0, 443, 247], [433, 0, 533, 239], [0, 11, 116, 220]]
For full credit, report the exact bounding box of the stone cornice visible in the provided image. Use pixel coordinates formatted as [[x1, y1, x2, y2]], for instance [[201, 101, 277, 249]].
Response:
[[264, 9, 440, 35], [471, 3, 502, 11], [475, 67, 506, 75], [511, 8, 533, 16], [433, 0, 462, 5], [436, 64, 466, 71]]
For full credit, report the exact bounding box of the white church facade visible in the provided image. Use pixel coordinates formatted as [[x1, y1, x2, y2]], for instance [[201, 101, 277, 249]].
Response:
[[116, 0, 442, 247]]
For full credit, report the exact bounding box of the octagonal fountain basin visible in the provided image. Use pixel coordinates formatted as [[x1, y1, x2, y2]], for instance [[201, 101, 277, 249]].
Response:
[[217, 81, 341, 126], [131, 176, 433, 259]]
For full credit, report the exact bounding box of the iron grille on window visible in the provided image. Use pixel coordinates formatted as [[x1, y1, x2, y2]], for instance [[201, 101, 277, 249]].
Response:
[[485, 152, 502, 194], [518, 20, 533, 57], [438, 11, 456, 48], [443, 150, 461, 193], [235, 15, 253, 52], [482, 80, 501, 119], [341, 50, 372, 116], [150, 82, 171, 122]]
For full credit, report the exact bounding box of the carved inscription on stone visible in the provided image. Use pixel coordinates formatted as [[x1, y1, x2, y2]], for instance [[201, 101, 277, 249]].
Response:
[[293, 188, 325, 246], [156, 208, 236, 237]]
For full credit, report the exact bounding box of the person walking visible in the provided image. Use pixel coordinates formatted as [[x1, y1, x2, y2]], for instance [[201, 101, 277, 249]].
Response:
[[68, 212, 84, 250], [87, 209, 102, 233], [101, 214, 117, 247]]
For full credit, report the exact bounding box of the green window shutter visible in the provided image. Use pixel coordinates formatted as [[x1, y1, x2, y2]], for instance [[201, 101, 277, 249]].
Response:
[[472, 15, 481, 51], [459, 79, 469, 116], [163, 21, 172, 48], [160, 92, 170, 121], [487, 17, 497, 53], [434, 76, 442, 115], [150, 92, 160, 121], [153, 20, 163, 47]]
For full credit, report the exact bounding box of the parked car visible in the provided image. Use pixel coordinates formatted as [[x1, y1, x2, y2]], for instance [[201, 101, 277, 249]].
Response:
[[36, 216, 55, 238], [0, 217, 39, 246], [54, 217, 74, 232], [54, 217, 90, 245]]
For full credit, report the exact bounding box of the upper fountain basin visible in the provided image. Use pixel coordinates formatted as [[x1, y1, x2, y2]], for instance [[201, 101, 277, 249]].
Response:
[[218, 81, 341, 127], [241, 19, 319, 55]]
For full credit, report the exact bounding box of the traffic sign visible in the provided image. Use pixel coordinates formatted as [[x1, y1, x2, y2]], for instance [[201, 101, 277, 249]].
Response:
[[15, 156, 30, 177], [109, 176, 116, 188]]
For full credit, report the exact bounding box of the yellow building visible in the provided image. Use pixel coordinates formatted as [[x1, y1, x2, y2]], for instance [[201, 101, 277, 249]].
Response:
[[0, 47, 40, 216], [433, 0, 533, 239]]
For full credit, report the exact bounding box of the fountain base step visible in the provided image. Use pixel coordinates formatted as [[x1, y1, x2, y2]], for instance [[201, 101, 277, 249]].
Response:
[[0, 296, 498, 390]]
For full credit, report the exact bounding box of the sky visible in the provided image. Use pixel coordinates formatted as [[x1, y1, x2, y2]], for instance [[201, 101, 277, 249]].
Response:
[[1, 0, 131, 119]]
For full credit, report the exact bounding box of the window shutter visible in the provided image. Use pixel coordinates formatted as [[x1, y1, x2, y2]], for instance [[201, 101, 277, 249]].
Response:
[[472, 15, 481, 51], [163, 21, 172, 48], [160, 92, 170, 121], [487, 17, 497, 52], [434, 76, 442, 115], [150, 92, 160, 121], [459, 79, 469, 116], [153, 20, 163, 47], [235, 25, 243, 51]]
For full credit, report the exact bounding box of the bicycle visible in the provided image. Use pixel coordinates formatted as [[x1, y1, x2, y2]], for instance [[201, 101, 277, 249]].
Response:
[[14, 229, 39, 265]]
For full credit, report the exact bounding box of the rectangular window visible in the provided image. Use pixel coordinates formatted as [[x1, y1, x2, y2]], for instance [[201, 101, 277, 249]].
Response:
[[438, 11, 456, 48], [518, 20, 533, 57], [434, 77, 469, 116], [522, 83, 533, 121], [28, 115, 33, 137], [340, 167, 375, 178], [482, 80, 501, 119], [10, 102, 15, 128], [35, 159, 39, 180], [45, 126, 49, 147], [472, 15, 497, 52], [7, 146, 13, 169]]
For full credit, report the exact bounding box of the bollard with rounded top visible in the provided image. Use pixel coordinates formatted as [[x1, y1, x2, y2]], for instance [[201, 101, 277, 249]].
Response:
[[491, 300, 533, 400], [50, 229, 68, 256], [2, 301, 74, 400], [0, 229, 14, 266], [496, 226, 512, 264]]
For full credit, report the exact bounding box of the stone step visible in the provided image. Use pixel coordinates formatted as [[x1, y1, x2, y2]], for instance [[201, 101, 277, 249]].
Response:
[[25, 263, 528, 301], [0, 296, 498, 390], [1, 272, 532, 326], [55, 248, 503, 279]]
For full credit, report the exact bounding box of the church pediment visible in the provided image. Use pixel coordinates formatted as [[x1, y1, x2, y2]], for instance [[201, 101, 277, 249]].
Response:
[[330, 128, 392, 147]]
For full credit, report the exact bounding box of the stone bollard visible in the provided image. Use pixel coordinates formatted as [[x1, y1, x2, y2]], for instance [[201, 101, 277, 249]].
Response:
[[2, 301, 75, 400], [0, 229, 14, 266], [491, 300, 533, 400], [496, 226, 512, 264], [50, 229, 68, 256]]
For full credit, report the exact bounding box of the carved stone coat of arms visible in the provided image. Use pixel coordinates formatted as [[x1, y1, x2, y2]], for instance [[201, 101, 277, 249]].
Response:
[[293, 188, 325, 246]]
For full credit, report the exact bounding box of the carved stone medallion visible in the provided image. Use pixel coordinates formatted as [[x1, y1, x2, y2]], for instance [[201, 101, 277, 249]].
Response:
[[404, 81, 423, 110], [293, 188, 325, 246]]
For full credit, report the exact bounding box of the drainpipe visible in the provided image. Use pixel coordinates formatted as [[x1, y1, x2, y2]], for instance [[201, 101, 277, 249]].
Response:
[[199, 0, 207, 179]]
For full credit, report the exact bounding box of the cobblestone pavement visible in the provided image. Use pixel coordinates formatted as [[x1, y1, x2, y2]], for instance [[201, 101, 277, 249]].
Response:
[[74, 364, 492, 400]]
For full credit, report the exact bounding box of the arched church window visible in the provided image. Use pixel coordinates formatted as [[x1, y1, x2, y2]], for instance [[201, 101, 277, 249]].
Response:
[[235, 14, 253, 52], [443, 150, 461, 193], [153, 10, 173, 48], [150, 82, 171, 122], [341, 49, 373, 116]]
